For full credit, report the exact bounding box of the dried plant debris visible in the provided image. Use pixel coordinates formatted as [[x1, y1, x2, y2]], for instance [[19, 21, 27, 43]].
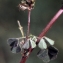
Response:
[[18, 0, 35, 10]]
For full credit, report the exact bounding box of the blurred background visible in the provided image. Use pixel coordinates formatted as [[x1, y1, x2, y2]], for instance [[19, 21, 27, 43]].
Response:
[[0, 0, 63, 63]]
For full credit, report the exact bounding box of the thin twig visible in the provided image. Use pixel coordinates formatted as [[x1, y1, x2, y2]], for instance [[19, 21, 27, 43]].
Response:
[[17, 20, 24, 37], [27, 10, 31, 38]]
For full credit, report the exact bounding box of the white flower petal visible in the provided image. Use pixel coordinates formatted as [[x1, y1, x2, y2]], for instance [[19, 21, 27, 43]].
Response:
[[44, 36, 54, 45], [22, 39, 30, 49], [30, 39, 36, 48], [38, 38, 47, 49]]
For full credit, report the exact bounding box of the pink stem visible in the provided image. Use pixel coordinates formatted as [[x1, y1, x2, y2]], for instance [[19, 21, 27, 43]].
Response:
[[27, 10, 31, 38], [20, 10, 31, 63], [20, 57, 27, 63], [38, 9, 63, 39], [20, 48, 32, 63]]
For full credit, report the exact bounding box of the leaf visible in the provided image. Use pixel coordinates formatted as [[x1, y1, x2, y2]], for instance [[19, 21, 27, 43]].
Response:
[[44, 36, 54, 45], [7, 38, 18, 47], [37, 49, 50, 63], [22, 39, 30, 49], [11, 45, 21, 53], [48, 46, 58, 60], [30, 39, 36, 48], [38, 38, 47, 49], [37, 45, 58, 62]]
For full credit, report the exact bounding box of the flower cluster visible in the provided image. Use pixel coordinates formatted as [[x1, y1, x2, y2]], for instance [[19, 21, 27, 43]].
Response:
[[7, 34, 58, 62], [7, 34, 37, 52], [18, 0, 35, 10]]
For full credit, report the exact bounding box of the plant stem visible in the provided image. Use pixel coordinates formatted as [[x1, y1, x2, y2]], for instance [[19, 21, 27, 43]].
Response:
[[38, 9, 63, 39], [20, 57, 27, 63], [20, 9, 63, 63], [17, 20, 24, 37], [20, 10, 31, 63], [27, 10, 31, 38]]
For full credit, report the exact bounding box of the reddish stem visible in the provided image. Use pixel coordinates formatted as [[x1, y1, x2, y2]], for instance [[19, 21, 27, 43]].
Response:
[[20, 9, 63, 63], [20, 57, 27, 63], [38, 9, 63, 39], [27, 10, 31, 38], [20, 47, 32, 63], [20, 10, 31, 63]]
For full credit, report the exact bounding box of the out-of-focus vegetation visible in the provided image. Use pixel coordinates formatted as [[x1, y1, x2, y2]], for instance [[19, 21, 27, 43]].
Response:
[[0, 0, 63, 63]]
